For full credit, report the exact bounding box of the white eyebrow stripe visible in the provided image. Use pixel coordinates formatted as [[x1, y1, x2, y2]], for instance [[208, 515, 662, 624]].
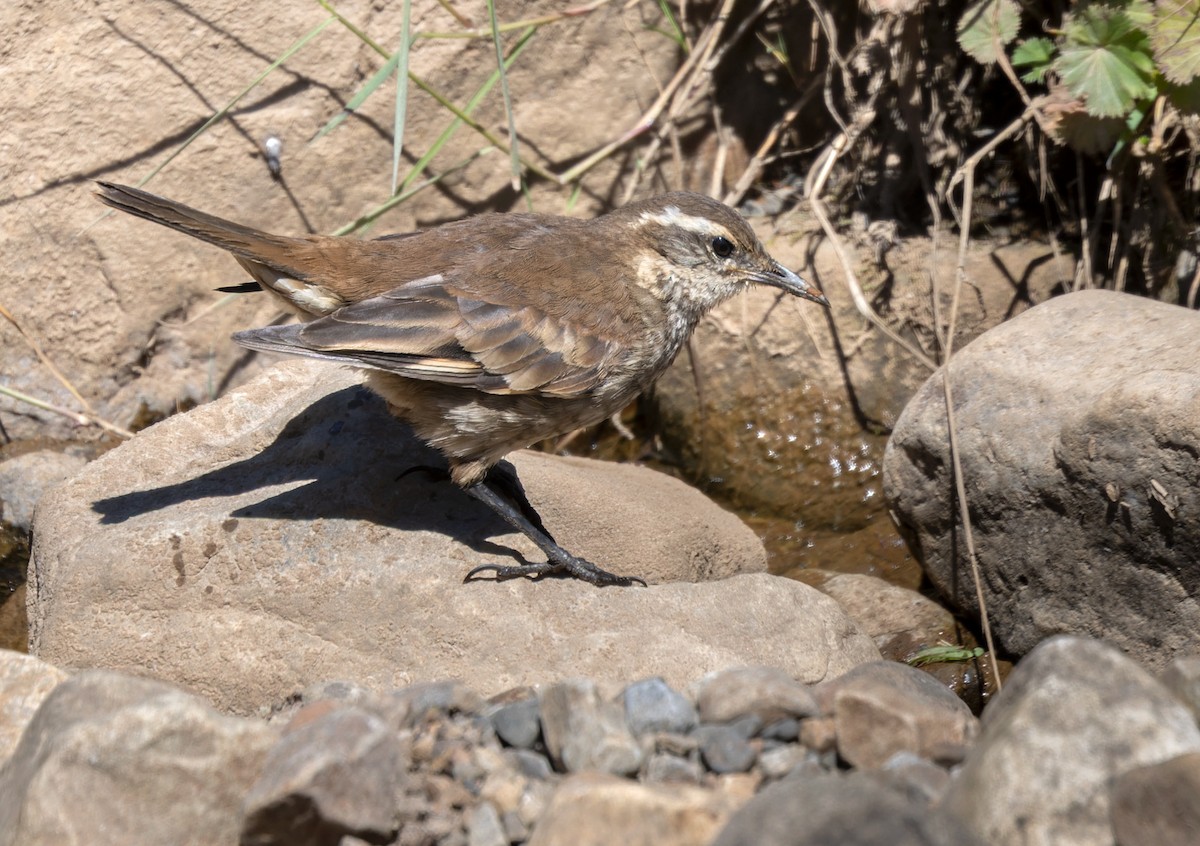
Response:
[[636, 205, 731, 238]]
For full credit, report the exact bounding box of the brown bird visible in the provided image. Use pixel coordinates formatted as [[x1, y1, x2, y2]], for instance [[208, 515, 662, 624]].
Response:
[[95, 182, 828, 586]]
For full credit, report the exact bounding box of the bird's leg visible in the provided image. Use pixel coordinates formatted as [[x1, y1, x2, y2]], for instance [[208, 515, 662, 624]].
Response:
[[464, 481, 646, 587], [483, 462, 555, 541]]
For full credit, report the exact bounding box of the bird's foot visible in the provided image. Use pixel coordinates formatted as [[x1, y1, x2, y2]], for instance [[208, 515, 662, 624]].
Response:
[[465, 554, 646, 587]]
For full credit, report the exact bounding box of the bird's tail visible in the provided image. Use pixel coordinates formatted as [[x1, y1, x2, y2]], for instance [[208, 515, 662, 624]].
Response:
[[94, 182, 345, 315]]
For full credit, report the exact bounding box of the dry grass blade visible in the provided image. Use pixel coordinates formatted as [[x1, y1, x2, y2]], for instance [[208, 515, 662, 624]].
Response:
[[393, 0, 413, 196], [0, 300, 133, 439], [942, 141, 1003, 693], [486, 0, 523, 194]]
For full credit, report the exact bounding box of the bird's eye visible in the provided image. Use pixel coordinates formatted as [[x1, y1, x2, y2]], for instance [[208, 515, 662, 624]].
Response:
[[711, 236, 735, 258]]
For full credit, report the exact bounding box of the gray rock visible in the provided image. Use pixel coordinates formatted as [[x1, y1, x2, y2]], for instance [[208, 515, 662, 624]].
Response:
[[643, 751, 704, 784], [504, 748, 554, 781], [694, 721, 757, 774], [1110, 752, 1200, 846], [758, 745, 815, 780], [711, 771, 982, 846], [383, 681, 486, 728], [0, 650, 67, 765], [623, 677, 697, 736], [942, 636, 1200, 846], [885, 290, 1200, 667], [30, 361, 880, 714], [819, 661, 977, 769], [540, 680, 642, 776], [696, 666, 818, 724], [0, 449, 87, 531], [466, 801, 506, 846], [0, 669, 278, 846], [879, 751, 951, 805], [241, 706, 405, 846], [486, 690, 541, 749]]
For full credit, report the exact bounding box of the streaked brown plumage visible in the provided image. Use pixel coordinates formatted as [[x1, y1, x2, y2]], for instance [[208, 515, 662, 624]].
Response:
[[95, 182, 827, 586]]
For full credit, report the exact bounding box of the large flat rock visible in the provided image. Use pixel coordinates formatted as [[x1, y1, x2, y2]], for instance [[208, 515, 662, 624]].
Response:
[[29, 361, 880, 713]]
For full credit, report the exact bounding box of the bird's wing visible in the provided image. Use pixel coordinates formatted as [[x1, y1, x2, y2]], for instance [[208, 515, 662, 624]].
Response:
[[232, 274, 627, 397]]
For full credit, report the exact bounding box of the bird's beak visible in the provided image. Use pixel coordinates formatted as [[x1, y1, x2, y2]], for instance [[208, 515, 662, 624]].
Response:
[[750, 263, 829, 307]]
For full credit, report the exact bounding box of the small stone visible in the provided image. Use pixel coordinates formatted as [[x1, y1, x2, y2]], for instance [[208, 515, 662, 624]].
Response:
[[694, 724, 756, 774], [761, 718, 800, 742], [527, 772, 741, 846], [505, 748, 554, 781], [467, 801, 506, 846], [798, 717, 837, 753], [696, 667, 818, 724], [385, 681, 486, 728], [487, 693, 541, 749], [824, 661, 977, 769], [880, 751, 951, 804], [623, 677, 698, 736], [758, 745, 815, 780], [0, 449, 87, 531], [644, 751, 704, 784], [241, 706, 405, 846], [1111, 751, 1200, 846], [539, 680, 642, 776]]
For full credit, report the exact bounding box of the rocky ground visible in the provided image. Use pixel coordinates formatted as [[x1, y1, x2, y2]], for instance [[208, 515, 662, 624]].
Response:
[[3, 636, 1200, 846]]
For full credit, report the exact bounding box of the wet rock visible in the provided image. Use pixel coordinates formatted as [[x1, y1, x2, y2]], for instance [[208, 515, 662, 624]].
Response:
[[0, 449, 88, 532], [30, 361, 880, 714], [0, 650, 67, 764], [696, 666, 818, 724], [1110, 752, 1200, 846], [240, 706, 405, 846], [527, 772, 740, 846], [540, 680, 642, 776], [711, 771, 982, 846], [0, 670, 277, 846], [885, 290, 1200, 668], [821, 661, 977, 769], [942, 636, 1200, 845], [623, 677, 697, 735]]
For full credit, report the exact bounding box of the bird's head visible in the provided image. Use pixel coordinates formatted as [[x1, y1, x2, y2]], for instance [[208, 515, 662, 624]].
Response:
[[613, 192, 828, 313]]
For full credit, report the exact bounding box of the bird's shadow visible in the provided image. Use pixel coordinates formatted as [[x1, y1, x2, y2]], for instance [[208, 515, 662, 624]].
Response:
[[91, 386, 530, 564]]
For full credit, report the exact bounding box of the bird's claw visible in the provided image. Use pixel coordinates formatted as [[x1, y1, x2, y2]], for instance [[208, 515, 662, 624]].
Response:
[[464, 558, 646, 587]]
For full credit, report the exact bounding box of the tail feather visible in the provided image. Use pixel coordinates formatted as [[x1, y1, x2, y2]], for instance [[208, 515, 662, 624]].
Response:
[[94, 182, 306, 275]]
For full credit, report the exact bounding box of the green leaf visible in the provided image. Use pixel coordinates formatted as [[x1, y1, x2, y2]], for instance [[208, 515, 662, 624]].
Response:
[[1149, 0, 1200, 85], [1054, 6, 1158, 117], [1012, 37, 1055, 83], [957, 0, 1021, 64]]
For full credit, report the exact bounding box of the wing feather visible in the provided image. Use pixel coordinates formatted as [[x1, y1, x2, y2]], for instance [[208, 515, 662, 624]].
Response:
[[235, 274, 627, 397]]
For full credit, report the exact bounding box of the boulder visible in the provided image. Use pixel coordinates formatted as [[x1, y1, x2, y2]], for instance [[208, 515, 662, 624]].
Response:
[[29, 361, 880, 713], [885, 290, 1200, 666]]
